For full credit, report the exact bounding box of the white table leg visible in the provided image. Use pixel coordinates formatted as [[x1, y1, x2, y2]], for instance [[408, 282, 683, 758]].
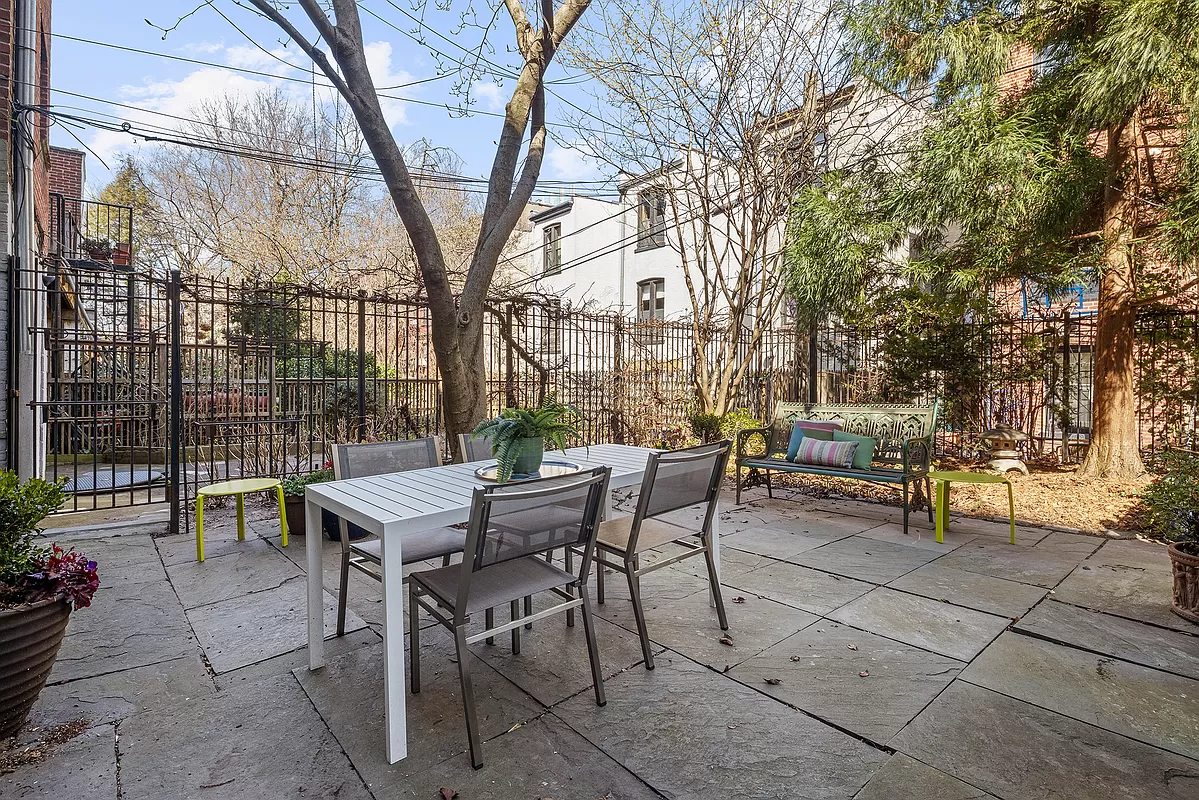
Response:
[[379, 528, 408, 764], [710, 500, 721, 607], [306, 496, 325, 670]]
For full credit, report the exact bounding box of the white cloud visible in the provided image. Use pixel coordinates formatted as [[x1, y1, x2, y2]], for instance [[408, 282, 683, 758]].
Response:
[[547, 143, 600, 181], [178, 41, 225, 56], [363, 41, 415, 128], [472, 81, 505, 112]]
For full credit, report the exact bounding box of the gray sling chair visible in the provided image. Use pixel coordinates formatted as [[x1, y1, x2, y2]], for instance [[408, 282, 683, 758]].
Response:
[[594, 440, 733, 670], [456, 433, 493, 463], [409, 466, 611, 769], [331, 438, 468, 636], [458, 431, 578, 634]]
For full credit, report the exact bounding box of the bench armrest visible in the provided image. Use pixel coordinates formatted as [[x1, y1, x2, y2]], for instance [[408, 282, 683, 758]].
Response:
[[902, 437, 933, 476], [736, 426, 771, 460]]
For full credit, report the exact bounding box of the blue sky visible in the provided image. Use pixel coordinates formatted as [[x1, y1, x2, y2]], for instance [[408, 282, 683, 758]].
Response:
[[49, 0, 607, 196]]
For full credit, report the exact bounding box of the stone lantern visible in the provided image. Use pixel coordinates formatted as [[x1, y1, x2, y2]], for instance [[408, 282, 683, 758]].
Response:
[[979, 423, 1029, 475]]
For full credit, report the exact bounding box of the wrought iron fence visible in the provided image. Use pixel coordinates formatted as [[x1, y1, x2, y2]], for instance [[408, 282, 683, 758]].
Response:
[[18, 259, 1199, 524]]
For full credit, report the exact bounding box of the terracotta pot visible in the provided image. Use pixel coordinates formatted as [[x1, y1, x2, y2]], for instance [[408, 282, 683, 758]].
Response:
[[1168, 542, 1199, 625], [0, 597, 72, 738]]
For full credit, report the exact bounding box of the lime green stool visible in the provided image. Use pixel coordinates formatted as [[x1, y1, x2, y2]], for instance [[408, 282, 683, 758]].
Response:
[[195, 478, 289, 562], [927, 470, 1016, 544]]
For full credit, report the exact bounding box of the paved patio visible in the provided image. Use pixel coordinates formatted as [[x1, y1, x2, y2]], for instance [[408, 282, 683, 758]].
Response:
[[4, 486, 1199, 799]]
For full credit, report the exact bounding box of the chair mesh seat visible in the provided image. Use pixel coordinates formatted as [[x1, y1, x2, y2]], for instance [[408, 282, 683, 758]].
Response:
[[412, 557, 575, 614], [596, 515, 695, 553], [350, 527, 467, 565]]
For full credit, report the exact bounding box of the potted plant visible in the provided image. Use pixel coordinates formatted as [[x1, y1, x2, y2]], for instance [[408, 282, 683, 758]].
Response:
[[1141, 451, 1199, 624], [0, 472, 97, 738], [472, 396, 584, 481], [281, 468, 334, 537], [80, 237, 113, 262]]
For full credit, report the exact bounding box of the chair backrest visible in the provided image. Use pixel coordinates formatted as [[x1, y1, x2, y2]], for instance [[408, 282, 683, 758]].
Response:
[[454, 467, 610, 618], [628, 440, 731, 553], [331, 437, 441, 480], [457, 433, 494, 464]]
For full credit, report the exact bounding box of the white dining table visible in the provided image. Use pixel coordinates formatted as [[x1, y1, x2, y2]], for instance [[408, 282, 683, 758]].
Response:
[[303, 442, 722, 764]]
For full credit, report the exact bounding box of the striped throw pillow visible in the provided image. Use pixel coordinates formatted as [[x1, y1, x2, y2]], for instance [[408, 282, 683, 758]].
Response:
[[791, 438, 858, 468]]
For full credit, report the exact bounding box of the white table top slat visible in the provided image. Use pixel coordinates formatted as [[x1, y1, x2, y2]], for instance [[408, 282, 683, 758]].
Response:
[[307, 444, 657, 535]]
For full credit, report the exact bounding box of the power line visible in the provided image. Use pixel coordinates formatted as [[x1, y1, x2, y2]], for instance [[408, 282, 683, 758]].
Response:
[[39, 86, 620, 190], [46, 31, 451, 91]]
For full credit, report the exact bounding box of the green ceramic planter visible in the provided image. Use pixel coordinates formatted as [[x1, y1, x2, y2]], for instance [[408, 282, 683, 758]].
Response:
[[511, 437, 545, 475]]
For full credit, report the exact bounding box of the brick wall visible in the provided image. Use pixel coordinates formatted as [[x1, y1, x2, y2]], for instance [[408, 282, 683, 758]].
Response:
[[49, 146, 84, 197], [998, 43, 1036, 98]]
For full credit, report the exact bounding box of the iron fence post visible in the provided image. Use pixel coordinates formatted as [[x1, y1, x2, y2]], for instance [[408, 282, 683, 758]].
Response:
[[357, 289, 367, 442], [807, 319, 818, 403], [167, 267, 183, 536], [1061, 309, 1071, 462]]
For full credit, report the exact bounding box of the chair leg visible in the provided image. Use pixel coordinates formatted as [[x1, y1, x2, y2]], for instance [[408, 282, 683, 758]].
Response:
[[442, 554, 451, 567], [195, 496, 205, 562], [510, 599, 521, 655], [902, 479, 910, 537], [735, 463, 743, 505], [524, 594, 533, 630], [485, 608, 495, 645], [580, 592, 606, 707], [625, 564, 655, 670], [702, 536, 729, 631], [409, 586, 421, 693], [336, 549, 351, 637], [565, 548, 576, 628], [925, 477, 935, 523], [236, 494, 246, 542], [596, 551, 606, 605], [1006, 481, 1016, 544], [453, 624, 484, 769], [275, 485, 289, 547], [764, 468, 773, 499]]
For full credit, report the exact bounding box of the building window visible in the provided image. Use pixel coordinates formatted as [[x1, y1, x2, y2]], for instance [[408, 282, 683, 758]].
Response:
[[541, 298, 562, 356], [542, 223, 562, 275], [638, 278, 665, 321], [636, 190, 666, 250]]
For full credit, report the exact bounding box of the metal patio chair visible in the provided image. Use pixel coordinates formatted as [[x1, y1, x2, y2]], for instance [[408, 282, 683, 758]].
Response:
[[331, 437, 467, 636], [409, 467, 611, 769], [456, 433, 493, 463], [594, 440, 732, 670]]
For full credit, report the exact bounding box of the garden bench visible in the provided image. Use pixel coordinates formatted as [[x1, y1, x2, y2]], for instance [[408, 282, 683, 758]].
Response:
[[735, 401, 939, 535]]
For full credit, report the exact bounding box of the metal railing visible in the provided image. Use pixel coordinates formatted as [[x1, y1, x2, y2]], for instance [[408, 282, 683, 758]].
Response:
[[49, 193, 135, 268], [15, 260, 1199, 524]]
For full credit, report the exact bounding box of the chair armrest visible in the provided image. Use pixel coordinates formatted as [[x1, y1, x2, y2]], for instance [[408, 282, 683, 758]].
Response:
[[902, 437, 933, 475], [736, 427, 771, 460]]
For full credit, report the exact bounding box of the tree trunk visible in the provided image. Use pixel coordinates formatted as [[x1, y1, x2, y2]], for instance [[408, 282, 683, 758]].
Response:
[[436, 315, 489, 462], [1078, 133, 1145, 479]]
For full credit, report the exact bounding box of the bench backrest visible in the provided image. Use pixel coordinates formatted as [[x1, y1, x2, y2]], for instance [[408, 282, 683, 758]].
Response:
[[767, 402, 939, 465]]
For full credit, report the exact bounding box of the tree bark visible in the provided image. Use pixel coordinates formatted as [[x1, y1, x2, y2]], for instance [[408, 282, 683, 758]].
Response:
[[1078, 126, 1145, 479], [246, 0, 589, 460]]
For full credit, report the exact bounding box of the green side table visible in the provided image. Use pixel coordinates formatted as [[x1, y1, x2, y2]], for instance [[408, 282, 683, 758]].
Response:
[[195, 477, 289, 562], [927, 470, 1016, 544]]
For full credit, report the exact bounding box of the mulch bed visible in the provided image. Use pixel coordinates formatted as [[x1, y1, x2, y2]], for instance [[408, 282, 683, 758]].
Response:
[[750, 458, 1150, 535]]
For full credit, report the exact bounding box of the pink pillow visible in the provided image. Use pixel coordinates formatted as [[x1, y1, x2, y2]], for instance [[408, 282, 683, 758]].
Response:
[[791, 419, 842, 432]]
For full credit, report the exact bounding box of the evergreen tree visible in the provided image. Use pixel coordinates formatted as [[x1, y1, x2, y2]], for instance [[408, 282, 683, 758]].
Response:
[[787, 0, 1199, 478]]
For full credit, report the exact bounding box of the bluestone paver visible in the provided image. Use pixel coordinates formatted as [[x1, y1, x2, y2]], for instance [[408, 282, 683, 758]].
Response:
[[726, 559, 874, 615], [854, 753, 998, 799], [790, 535, 941, 583], [886, 561, 1049, 618], [1053, 539, 1191, 631]]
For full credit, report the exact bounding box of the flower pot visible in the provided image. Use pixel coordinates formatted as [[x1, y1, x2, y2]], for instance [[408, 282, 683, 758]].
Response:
[[112, 244, 131, 266], [1169, 542, 1199, 625], [284, 496, 307, 536], [0, 597, 72, 738], [512, 437, 545, 475]]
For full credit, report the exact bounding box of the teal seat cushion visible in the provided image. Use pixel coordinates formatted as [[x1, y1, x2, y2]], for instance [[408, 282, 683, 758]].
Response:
[[834, 430, 877, 470]]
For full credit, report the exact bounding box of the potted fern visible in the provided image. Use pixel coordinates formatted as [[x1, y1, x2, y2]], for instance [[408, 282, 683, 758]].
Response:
[[472, 396, 584, 482]]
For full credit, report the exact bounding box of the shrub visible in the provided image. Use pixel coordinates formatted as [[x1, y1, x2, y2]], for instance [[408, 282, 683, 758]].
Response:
[[0, 472, 97, 610], [1140, 451, 1199, 547], [280, 469, 334, 498], [719, 408, 761, 441], [689, 413, 723, 443]]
